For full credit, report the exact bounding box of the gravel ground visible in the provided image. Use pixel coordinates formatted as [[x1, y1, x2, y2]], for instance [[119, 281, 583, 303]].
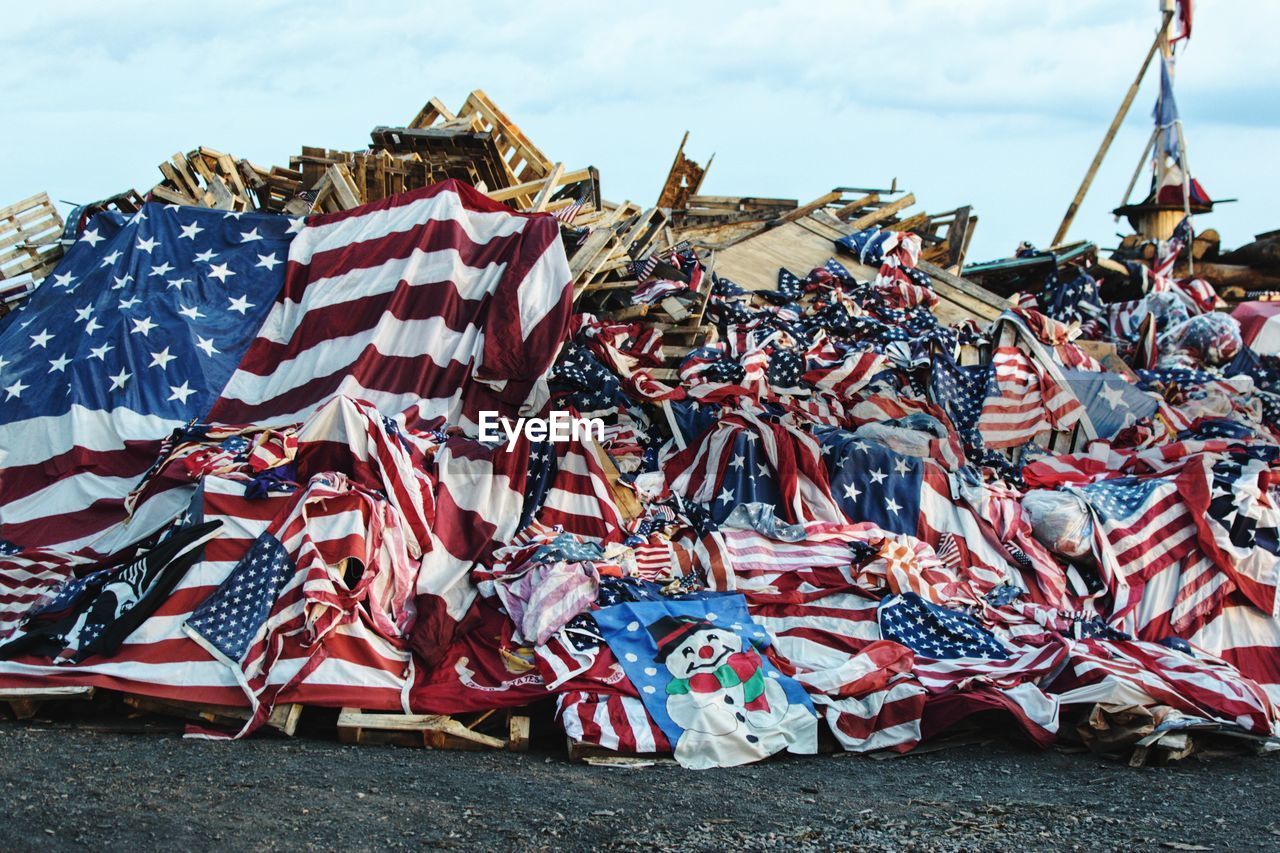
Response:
[[1, 712, 1277, 851]]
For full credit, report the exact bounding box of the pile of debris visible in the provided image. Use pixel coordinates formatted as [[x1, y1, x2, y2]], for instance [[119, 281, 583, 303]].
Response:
[[0, 89, 1279, 770]]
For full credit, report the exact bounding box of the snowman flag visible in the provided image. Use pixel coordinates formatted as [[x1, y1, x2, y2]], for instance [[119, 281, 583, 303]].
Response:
[[594, 594, 818, 769]]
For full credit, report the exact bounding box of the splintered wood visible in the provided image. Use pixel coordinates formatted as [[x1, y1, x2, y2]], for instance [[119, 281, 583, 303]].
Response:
[[337, 707, 532, 752]]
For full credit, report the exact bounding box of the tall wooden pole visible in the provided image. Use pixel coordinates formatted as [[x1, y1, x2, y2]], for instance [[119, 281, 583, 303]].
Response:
[[1050, 12, 1172, 247]]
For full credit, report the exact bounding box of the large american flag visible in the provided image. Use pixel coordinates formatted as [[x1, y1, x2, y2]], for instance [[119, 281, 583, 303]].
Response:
[[0, 181, 580, 719], [0, 205, 293, 553]]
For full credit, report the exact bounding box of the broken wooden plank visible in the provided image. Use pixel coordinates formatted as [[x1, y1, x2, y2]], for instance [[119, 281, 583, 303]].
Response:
[[122, 694, 301, 736], [337, 708, 507, 750], [0, 686, 96, 720], [846, 193, 916, 231]]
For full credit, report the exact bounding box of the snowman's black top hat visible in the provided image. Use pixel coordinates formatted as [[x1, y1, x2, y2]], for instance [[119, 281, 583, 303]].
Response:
[[649, 614, 714, 662]]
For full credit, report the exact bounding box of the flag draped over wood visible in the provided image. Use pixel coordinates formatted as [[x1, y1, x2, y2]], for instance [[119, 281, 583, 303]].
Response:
[[209, 180, 574, 433]]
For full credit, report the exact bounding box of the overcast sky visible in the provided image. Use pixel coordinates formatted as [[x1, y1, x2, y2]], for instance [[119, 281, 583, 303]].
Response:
[[4, 0, 1275, 262]]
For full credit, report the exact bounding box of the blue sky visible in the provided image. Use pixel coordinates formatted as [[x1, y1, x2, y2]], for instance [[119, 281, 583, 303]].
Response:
[[4, 0, 1275, 261]]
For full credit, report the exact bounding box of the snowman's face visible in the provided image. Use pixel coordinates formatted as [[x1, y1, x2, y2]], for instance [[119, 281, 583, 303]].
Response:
[[664, 626, 743, 680]]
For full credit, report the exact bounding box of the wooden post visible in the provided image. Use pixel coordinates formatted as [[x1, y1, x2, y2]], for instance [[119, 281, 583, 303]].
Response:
[[1051, 13, 1171, 247], [1118, 128, 1158, 210]]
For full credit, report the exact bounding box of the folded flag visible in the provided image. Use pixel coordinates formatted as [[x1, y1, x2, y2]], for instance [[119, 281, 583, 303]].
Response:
[[0, 520, 221, 663]]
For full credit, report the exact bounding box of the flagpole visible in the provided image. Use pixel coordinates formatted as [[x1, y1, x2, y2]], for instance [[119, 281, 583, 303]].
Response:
[[1157, 7, 1195, 275], [1118, 127, 1158, 210], [1051, 11, 1172, 247]]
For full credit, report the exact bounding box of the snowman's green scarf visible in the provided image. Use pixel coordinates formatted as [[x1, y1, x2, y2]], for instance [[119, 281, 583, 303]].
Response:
[[665, 651, 766, 705]]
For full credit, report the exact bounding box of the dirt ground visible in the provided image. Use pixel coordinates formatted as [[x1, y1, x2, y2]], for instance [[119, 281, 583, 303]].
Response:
[[0, 710, 1277, 852]]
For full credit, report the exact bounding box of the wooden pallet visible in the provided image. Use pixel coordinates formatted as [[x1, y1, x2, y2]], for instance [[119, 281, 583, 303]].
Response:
[[337, 707, 531, 752], [0, 686, 95, 720], [151, 147, 256, 211], [122, 694, 302, 736], [0, 192, 65, 295]]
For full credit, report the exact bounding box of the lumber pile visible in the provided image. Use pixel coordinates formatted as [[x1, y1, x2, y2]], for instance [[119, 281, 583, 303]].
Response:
[[2, 90, 997, 334]]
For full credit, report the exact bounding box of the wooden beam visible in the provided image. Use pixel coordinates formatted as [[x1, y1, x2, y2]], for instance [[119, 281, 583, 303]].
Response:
[[529, 162, 565, 212], [486, 168, 593, 203], [832, 192, 880, 221], [846, 193, 916, 231], [774, 190, 843, 226]]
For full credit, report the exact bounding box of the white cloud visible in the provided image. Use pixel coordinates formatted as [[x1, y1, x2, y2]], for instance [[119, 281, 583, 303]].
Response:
[[1, 0, 1274, 259]]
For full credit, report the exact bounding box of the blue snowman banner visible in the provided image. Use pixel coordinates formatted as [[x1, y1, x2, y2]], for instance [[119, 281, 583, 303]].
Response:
[[594, 594, 818, 769]]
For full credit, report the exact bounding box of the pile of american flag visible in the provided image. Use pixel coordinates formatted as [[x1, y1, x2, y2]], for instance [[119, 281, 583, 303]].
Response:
[[2, 164, 1279, 767]]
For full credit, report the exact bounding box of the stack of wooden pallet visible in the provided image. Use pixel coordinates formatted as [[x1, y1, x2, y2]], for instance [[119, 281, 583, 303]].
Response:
[[0, 192, 64, 316], [1, 88, 1003, 333]]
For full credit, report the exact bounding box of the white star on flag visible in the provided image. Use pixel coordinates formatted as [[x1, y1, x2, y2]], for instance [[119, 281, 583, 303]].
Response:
[[208, 262, 235, 283], [1098, 382, 1129, 411], [168, 381, 196, 404], [179, 222, 204, 240], [79, 228, 103, 247], [108, 367, 133, 391], [149, 347, 177, 369], [4, 379, 27, 400], [136, 236, 160, 252]]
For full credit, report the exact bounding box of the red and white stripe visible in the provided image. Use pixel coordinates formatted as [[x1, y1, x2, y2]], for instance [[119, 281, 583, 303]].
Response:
[[557, 690, 671, 754], [209, 180, 573, 434], [978, 346, 1084, 449], [1053, 638, 1277, 735]]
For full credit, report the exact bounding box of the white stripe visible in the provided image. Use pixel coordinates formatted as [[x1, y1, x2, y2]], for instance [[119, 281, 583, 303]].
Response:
[[218, 315, 485, 406], [290, 189, 528, 267], [260, 249, 510, 339], [0, 405, 181, 467]]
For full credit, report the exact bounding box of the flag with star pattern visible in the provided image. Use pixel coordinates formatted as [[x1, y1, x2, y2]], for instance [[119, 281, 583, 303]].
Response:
[[818, 427, 923, 537], [0, 203, 294, 552], [878, 592, 1009, 660]]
